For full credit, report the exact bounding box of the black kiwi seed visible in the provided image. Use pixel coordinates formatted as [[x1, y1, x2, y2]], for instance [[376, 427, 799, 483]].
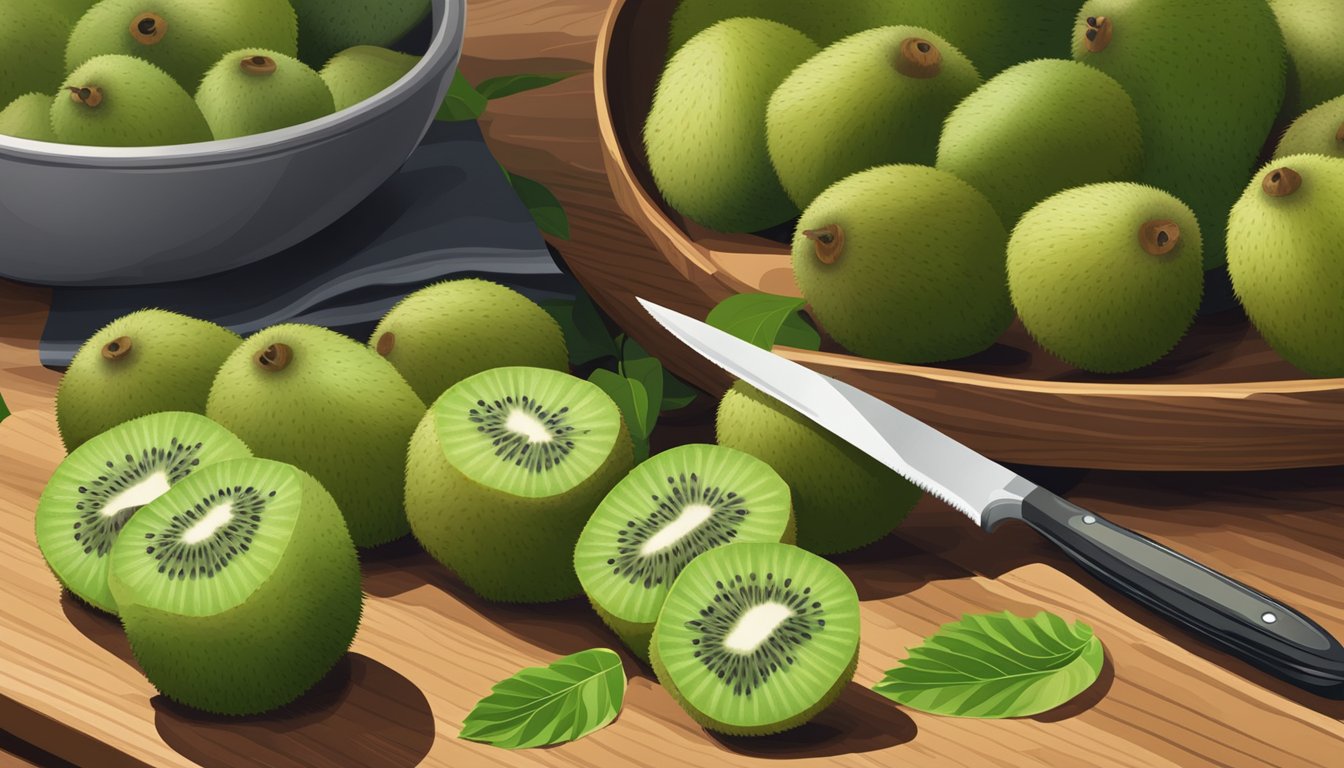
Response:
[[609, 473, 749, 588], [141, 485, 269, 580], [468, 394, 585, 473], [684, 573, 826, 696], [72, 438, 204, 558]]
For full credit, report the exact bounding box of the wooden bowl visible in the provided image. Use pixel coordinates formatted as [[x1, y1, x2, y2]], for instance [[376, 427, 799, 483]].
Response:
[[469, 0, 1344, 472]]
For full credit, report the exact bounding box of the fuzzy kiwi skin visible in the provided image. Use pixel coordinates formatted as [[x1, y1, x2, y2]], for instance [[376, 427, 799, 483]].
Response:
[[1275, 94, 1344, 159], [195, 49, 334, 140], [66, 0, 299, 90], [792, 164, 1012, 364], [645, 18, 819, 233], [108, 462, 363, 716], [370, 279, 568, 404], [289, 0, 430, 68], [937, 59, 1143, 229], [0, 2, 71, 109], [405, 404, 634, 604], [56, 310, 241, 452], [1009, 183, 1205, 374], [0, 94, 56, 141], [205, 324, 426, 548], [1227, 155, 1344, 377], [716, 382, 920, 555], [51, 55, 213, 147], [52, 0, 99, 24], [321, 46, 420, 112], [1073, 0, 1287, 269], [767, 26, 981, 208], [1270, 0, 1344, 118]]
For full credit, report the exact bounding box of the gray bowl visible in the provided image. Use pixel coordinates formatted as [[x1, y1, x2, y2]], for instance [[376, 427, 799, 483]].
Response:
[[0, 0, 464, 286]]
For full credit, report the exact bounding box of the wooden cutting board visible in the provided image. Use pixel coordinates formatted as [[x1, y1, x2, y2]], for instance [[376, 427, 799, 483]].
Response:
[[3, 277, 1343, 767]]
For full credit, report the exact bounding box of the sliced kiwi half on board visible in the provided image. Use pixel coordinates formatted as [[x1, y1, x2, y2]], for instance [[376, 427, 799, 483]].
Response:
[[35, 411, 253, 614], [651, 542, 860, 735], [405, 366, 634, 603], [574, 443, 795, 661], [108, 457, 362, 715]]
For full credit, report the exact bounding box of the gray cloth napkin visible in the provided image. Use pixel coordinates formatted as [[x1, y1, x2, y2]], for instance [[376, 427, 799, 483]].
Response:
[[39, 119, 577, 368]]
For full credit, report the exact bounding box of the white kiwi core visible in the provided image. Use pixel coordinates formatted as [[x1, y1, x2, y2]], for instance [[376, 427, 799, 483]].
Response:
[[641, 503, 715, 556], [102, 471, 171, 518], [506, 409, 553, 444], [181, 501, 234, 544], [724, 602, 794, 653]]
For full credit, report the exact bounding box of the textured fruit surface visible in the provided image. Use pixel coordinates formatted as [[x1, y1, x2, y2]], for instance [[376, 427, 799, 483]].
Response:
[[0, 2, 72, 109], [716, 382, 921, 554], [56, 309, 241, 451], [767, 26, 981, 207], [574, 444, 794, 660], [650, 542, 860, 735], [289, 0, 430, 67], [645, 19, 818, 232], [108, 458, 362, 715], [1074, 0, 1287, 268], [36, 412, 252, 614], [66, 0, 299, 89], [0, 93, 56, 141], [51, 55, 213, 147], [52, 0, 99, 24], [406, 367, 634, 603], [1228, 155, 1344, 376], [195, 49, 334, 139], [371, 279, 568, 404], [938, 59, 1143, 228], [205, 324, 425, 547], [1271, 0, 1344, 116], [793, 164, 1012, 363], [321, 45, 419, 112], [1275, 94, 1344, 159], [1008, 183, 1204, 373]]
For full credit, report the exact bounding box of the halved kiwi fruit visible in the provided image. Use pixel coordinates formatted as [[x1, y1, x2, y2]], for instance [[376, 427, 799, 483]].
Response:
[[108, 457, 362, 715], [651, 542, 860, 735], [405, 366, 634, 603], [35, 411, 253, 614], [574, 444, 795, 661]]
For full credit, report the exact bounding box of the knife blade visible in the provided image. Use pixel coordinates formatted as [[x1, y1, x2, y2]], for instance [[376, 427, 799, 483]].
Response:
[[639, 297, 1344, 698]]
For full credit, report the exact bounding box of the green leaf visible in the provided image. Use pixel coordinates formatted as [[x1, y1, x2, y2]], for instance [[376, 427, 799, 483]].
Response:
[[589, 369, 651, 462], [437, 72, 487, 121], [659, 374, 699, 412], [477, 72, 578, 101], [705, 293, 820, 351], [873, 611, 1105, 719], [507, 172, 570, 239], [459, 648, 627, 749], [619, 338, 663, 439], [541, 295, 617, 367], [0, 392, 9, 425]]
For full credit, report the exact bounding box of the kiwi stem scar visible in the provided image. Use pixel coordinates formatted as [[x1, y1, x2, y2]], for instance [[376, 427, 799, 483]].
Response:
[[640, 503, 715, 556], [505, 409, 553, 443], [101, 471, 170, 519], [724, 603, 795, 653], [180, 501, 235, 545]]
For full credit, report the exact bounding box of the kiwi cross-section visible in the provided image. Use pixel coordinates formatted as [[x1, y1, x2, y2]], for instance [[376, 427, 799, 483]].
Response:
[[650, 542, 860, 736], [574, 444, 795, 661], [405, 366, 634, 603], [35, 411, 253, 615], [108, 457, 362, 716]]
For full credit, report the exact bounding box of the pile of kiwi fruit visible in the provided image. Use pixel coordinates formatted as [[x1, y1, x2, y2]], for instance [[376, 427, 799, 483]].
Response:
[[35, 276, 902, 734], [645, 0, 1344, 378], [0, 0, 431, 146]]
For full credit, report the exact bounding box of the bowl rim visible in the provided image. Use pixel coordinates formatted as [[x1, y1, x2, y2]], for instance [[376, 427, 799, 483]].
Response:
[[0, 0, 464, 169]]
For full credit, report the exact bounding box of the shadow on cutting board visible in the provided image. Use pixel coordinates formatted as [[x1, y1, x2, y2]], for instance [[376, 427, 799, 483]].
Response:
[[710, 683, 917, 758]]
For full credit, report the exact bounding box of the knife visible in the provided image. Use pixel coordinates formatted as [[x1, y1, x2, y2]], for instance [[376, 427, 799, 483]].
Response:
[[638, 298, 1344, 698]]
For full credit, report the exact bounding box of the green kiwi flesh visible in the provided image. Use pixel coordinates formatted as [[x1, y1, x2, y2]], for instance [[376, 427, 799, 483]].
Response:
[[574, 444, 795, 660], [36, 411, 253, 614], [650, 542, 860, 735], [108, 457, 362, 715]]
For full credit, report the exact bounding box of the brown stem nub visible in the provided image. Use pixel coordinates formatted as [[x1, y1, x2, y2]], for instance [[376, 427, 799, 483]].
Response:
[[241, 55, 278, 76], [68, 86, 103, 108], [1139, 220, 1181, 256], [1084, 16, 1113, 53], [895, 37, 942, 79], [101, 336, 133, 361], [1262, 167, 1303, 197], [375, 332, 396, 357], [255, 343, 293, 371], [130, 12, 167, 45], [803, 224, 845, 265]]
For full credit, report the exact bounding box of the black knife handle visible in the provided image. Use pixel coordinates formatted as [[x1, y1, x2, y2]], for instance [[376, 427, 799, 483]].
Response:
[[1017, 487, 1344, 698]]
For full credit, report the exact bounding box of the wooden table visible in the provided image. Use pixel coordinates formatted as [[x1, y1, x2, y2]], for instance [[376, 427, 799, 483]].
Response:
[[4, 0, 1344, 763]]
